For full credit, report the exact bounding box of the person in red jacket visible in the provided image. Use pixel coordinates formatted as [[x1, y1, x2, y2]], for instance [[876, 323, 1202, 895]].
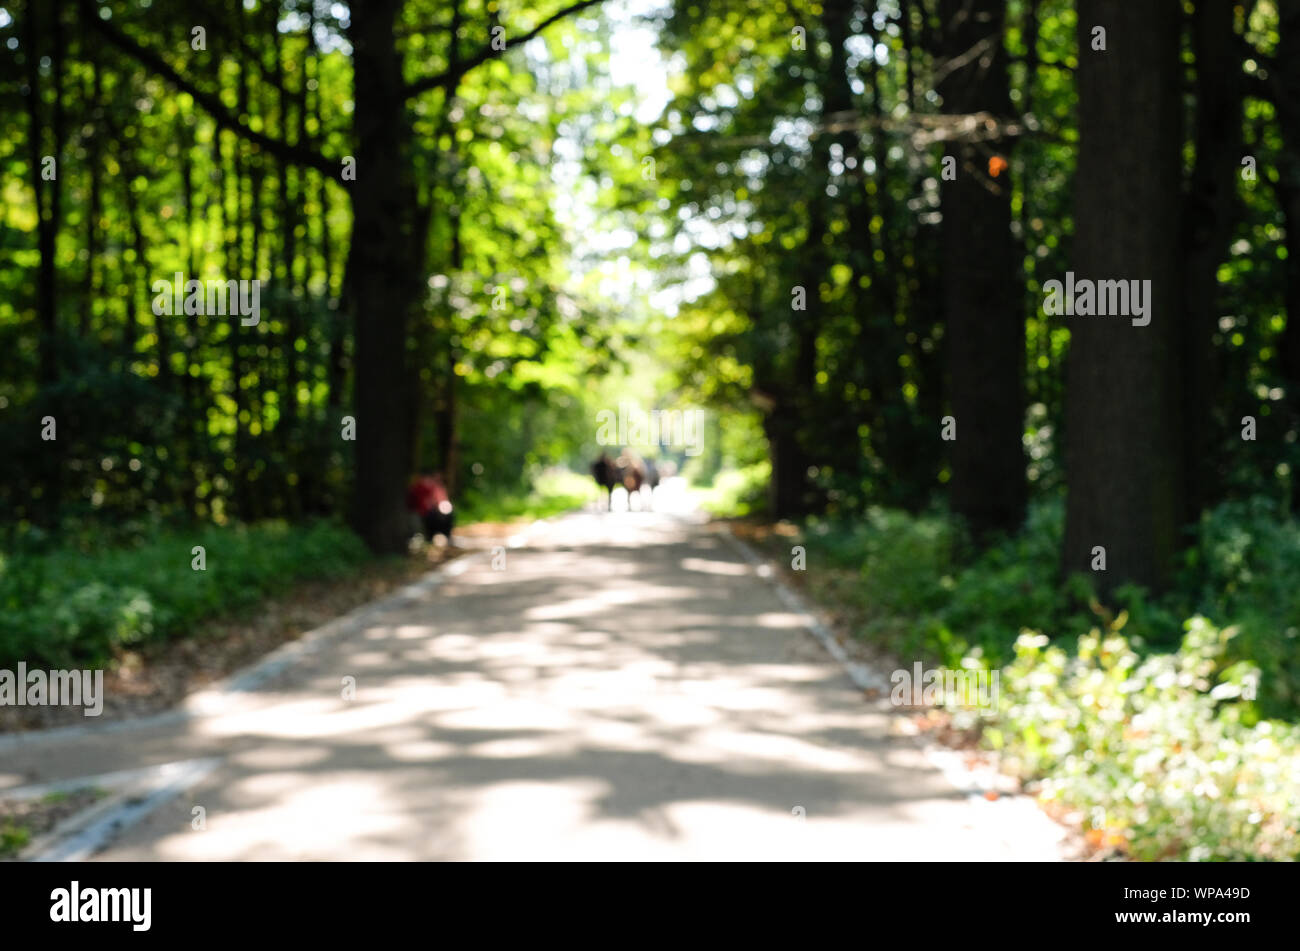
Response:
[[406, 471, 454, 545]]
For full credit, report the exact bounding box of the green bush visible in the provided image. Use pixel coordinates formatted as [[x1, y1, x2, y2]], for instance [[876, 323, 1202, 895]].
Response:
[[1184, 497, 1300, 717], [801, 501, 1066, 667], [980, 619, 1298, 860], [0, 519, 370, 669], [694, 460, 771, 516]]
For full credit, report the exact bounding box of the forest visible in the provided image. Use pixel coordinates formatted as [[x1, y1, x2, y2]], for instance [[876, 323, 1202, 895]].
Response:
[[2, 0, 1298, 862]]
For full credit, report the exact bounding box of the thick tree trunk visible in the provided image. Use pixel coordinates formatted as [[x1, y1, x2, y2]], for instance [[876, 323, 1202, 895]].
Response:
[[346, 0, 422, 553], [938, 0, 1026, 542], [1062, 0, 1184, 595]]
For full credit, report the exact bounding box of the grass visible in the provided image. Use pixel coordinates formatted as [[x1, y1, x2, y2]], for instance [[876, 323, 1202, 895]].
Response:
[[0, 822, 29, 858], [0, 518, 372, 670]]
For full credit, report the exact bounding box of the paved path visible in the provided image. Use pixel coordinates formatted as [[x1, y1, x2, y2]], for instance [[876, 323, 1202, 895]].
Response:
[[0, 482, 1071, 860]]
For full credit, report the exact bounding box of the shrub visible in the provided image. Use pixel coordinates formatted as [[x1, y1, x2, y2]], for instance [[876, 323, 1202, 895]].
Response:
[[0, 519, 370, 669], [981, 618, 1298, 860]]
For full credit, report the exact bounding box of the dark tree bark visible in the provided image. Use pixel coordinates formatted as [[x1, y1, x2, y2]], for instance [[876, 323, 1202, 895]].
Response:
[[1181, 0, 1243, 521], [22, 0, 63, 522], [1062, 0, 1185, 596], [937, 0, 1026, 543], [345, 0, 423, 552], [23, 0, 58, 389], [764, 408, 811, 518], [1272, 3, 1300, 507]]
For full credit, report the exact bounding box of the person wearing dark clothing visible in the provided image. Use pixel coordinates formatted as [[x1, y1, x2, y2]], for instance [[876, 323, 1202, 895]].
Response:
[[591, 452, 620, 511]]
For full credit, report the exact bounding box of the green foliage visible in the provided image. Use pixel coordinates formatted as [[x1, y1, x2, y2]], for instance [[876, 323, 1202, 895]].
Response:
[[987, 620, 1298, 861], [456, 467, 594, 524], [1182, 497, 1300, 718], [0, 821, 30, 859], [0, 1, 635, 533], [691, 459, 771, 516], [0, 520, 370, 669], [798, 501, 1067, 667]]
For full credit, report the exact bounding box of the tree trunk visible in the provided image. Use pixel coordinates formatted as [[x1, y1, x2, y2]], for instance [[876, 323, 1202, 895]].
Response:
[[23, 0, 61, 523], [1062, 0, 1185, 596], [1272, 4, 1300, 509], [1181, 0, 1242, 521], [764, 405, 810, 519], [24, 0, 58, 389], [938, 0, 1026, 542], [346, 0, 422, 553]]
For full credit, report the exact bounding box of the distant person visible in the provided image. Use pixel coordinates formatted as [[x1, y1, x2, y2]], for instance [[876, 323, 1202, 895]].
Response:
[[591, 452, 621, 511], [643, 458, 660, 509], [617, 451, 650, 510], [618, 451, 645, 495], [406, 471, 454, 545]]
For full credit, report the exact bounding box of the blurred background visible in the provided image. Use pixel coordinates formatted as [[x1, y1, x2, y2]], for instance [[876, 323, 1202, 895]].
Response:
[[1, 0, 1298, 860]]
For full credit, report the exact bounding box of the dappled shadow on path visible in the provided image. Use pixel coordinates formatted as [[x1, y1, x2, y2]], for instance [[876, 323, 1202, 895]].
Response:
[[13, 507, 1027, 860]]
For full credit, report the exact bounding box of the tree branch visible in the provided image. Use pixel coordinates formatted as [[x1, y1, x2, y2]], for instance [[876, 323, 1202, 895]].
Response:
[[403, 0, 605, 101], [77, 0, 344, 183]]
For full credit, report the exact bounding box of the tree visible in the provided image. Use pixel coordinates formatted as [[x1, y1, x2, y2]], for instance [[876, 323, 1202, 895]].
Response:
[[937, 0, 1026, 542], [1180, 0, 1244, 521], [1062, 0, 1185, 595]]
